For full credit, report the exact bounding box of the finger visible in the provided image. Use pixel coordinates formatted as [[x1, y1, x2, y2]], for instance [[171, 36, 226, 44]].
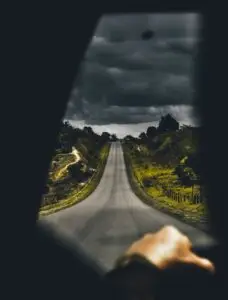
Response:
[[183, 253, 215, 273], [143, 233, 154, 239]]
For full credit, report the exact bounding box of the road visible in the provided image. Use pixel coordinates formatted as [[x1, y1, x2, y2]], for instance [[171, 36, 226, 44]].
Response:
[[40, 142, 215, 271]]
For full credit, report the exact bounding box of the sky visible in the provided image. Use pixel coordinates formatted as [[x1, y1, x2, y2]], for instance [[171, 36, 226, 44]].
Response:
[[65, 13, 201, 138]]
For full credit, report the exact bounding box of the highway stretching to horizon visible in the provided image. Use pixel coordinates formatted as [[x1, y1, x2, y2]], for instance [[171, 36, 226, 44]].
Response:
[[40, 142, 215, 271]]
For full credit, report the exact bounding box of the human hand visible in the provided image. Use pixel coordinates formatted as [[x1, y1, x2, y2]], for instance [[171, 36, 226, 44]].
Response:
[[123, 225, 215, 273]]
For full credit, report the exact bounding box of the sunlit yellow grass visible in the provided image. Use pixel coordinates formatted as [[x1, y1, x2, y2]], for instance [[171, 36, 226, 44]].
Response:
[[50, 154, 75, 181], [133, 162, 200, 196], [125, 149, 205, 223], [146, 186, 206, 222]]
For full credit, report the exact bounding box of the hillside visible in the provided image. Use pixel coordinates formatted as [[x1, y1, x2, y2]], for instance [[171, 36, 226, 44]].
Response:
[[41, 121, 111, 211], [123, 114, 207, 228]]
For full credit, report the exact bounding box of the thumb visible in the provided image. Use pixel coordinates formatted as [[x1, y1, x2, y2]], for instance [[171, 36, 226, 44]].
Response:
[[183, 253, 215, 273]]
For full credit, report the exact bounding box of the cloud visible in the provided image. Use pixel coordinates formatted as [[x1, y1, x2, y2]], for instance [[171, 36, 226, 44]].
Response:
[[67, 104, 199, 138], [95, 13, 199, 43], [91, 36, 107, 45], [66, 13, 200, 127], [66, 104, 198, 129]]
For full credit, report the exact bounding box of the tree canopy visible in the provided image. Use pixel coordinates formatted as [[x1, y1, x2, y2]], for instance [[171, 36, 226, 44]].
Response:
[[55, 121, 113, 156], [157, 114, 179, 133], [146, 126, 157, 139]]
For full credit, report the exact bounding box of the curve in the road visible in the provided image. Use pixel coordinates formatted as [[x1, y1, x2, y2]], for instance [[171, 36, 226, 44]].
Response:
[[40, 142, 215, 271]]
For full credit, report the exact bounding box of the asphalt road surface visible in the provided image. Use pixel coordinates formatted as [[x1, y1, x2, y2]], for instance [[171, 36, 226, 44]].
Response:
[[40, 142, 215, 271]]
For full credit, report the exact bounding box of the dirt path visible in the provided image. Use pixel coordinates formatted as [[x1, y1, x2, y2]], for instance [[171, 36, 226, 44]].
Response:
[[55, 147, 81, 180]]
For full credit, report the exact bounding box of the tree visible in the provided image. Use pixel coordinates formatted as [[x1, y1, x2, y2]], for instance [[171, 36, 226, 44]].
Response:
[[139, 132, 147, 141], [111, 134, 118, 141], [186, 152, 201, 176], [63, 120, 71, 129], [68, 162, 84, 181], [83, 126, 94, 136], [157, 114, 179, 133], [101, 132, 110, 140], [100, 132, 111, 145], [124, 135, 134, 141], [146, 126, 157, 139]]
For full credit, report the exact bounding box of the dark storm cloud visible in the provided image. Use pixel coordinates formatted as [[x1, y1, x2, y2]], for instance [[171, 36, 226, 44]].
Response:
[[66, 13, 200, 125], [94, 14, 199, 42], [67, 104, 199, 138]]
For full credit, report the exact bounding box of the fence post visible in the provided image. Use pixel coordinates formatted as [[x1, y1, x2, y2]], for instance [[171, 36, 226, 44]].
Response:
[[200, 185, 203, 203], [192, 184, 194, 203]]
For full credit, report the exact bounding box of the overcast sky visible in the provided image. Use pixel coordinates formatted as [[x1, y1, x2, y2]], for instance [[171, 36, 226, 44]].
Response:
[[65, 13, 201, 138]]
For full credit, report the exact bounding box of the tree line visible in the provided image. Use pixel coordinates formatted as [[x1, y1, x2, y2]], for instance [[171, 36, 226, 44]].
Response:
[[123, 113, 201, 187], [55, 121, 117, 155]]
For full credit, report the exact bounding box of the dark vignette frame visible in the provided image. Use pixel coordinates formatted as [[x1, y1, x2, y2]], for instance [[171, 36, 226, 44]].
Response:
[[3, 2, 228, 299]]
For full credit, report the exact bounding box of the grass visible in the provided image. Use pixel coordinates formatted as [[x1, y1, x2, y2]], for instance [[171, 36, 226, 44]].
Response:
[[146, 187, 206, 224], [123, 147, 208, 229], [132, 160, 200, 196], [39, 144, 110, 216], [50, 154, 76, 181]]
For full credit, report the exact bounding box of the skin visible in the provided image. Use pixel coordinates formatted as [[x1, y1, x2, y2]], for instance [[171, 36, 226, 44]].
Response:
[[124, 225, 215, 273]]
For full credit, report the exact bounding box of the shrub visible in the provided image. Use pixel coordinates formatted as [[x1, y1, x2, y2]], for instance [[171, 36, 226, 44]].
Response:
[[142, 177, 153, 187]]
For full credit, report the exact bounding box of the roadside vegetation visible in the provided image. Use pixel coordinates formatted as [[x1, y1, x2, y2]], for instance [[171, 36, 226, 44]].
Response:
[[40, 121, 114, 216], [123, 114, 208, 229]]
